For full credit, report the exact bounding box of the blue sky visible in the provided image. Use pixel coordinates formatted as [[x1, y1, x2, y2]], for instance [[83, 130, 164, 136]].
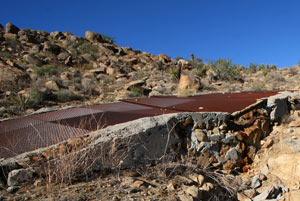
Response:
[[1, 0, 300, 67]]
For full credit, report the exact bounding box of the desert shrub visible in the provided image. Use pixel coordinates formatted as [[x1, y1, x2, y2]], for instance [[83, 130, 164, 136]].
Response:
[[34, 52, 45, 59], [209, 58, 242, 81], [288, 67, 298, 76], [190, 53, 195, 61], [34, 65, 68, 76], [0, 51, 12, 58], [270, 64, 277, 70], [251, 83, 265, 91], [29, 88, 47, 107], [129, 87, 144, 97], [8, 93, 29, 111], [269, 73, 286, 82], [5, 34, 21, 50], [189, 57, 207, 77], [258, 64, 265, 71], [54, 90, 83, 102], [247, 63, 258, 73], [70, 38, 99, 55], [101, 34, 115, 44], [262, 68, 269, 77], [169, 67, 179, 81], [103, 76, 114, 85]]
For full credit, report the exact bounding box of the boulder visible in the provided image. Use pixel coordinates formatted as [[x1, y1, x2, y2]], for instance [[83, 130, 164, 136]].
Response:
[[267, 92, 290, 122], [60, 71, 73, 80], [124, 79, 145, 90], [178, 194, 193, 201], [0, 65, 30, 93], [18, 29, 37, 43], [251, 174, 262, 189], [157, 54, 172, 64], [57, 52, 70, 61], [105, 66, 115, 75], [184, 185, 200, 198], [194, 129, 208, 142], [64, 56, 72, 66], [7, 168, 33, 187], [30, 45, 41, 53], [5, 23, 20, 34], [85, 30, 104, 43], [49, 31, 65, 40], [23, 54, 43, 66], [206, 70, 218, 82], [81, 53, 95, 63], [89, 67, 106, 74], [252, 184, 288, 201], [288, 120, 300, 127], [225, 148, 239, 162], [177, 74, 202, 97], [45, 80, 59, 91], [267, 153, 300, 182], [81, 78, 95, 90], [43, 41, 61, 55]]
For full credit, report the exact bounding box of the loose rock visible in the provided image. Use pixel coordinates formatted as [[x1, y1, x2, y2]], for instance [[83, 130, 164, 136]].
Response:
[[7, 168, 33, 187]]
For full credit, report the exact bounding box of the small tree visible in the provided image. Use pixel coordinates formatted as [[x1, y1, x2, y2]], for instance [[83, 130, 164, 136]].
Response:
[[190, 53, 195, 61], [270, 64, 277, 70], [258, 64, 265, 71], [248, 63, 257, 73]]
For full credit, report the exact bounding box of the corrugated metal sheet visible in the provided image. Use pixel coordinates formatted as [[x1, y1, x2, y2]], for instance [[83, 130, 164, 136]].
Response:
[[0, 91, 282, 159]]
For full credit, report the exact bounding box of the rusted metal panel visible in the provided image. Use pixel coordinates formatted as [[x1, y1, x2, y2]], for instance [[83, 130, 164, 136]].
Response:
[[31, 107, 103, 122], [86, 101, 157, 112], [0, 117, 44, 133], [0, 122, 89, 158], [0, 91, 282, 158], [124, 91, 280, 113]]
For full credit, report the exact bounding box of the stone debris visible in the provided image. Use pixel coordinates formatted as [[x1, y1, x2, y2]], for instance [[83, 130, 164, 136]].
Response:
[[252, 184, 288, 201], [288, 120, 300, 127], [7, 168, 33, 187], [251, 174, 263, 189]]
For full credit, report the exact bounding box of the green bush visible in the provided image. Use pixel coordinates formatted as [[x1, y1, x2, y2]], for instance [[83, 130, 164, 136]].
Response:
[[262, 68, 269, 77], [247, 63, 258, 73], [258, 64, 265, 71], [34, 65, 68, 76], [169, 67, 179, 80], [70, 38, 99, 55], [129, 87, 144, 98], [29, 88, 47, 107], [189, 56, 207, 77], [0, 51, 12, 58], [54, 90, 83, 102], [8, 93, 29, 111], [5, 34, 20, 50], [209, 58, 242, 81], [101, 34, 115, 44], [270, 64, 277, 70]]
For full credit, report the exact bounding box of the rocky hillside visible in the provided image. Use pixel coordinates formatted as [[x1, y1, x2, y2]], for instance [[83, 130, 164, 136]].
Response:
[[1, 22, 300, 119]]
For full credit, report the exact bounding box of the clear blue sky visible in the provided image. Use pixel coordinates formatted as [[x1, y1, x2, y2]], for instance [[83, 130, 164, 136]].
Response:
[[1, 0, 300, 67]]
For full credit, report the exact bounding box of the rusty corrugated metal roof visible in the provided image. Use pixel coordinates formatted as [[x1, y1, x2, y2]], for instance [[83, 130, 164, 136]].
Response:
[[0, 91, 281, 159]]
